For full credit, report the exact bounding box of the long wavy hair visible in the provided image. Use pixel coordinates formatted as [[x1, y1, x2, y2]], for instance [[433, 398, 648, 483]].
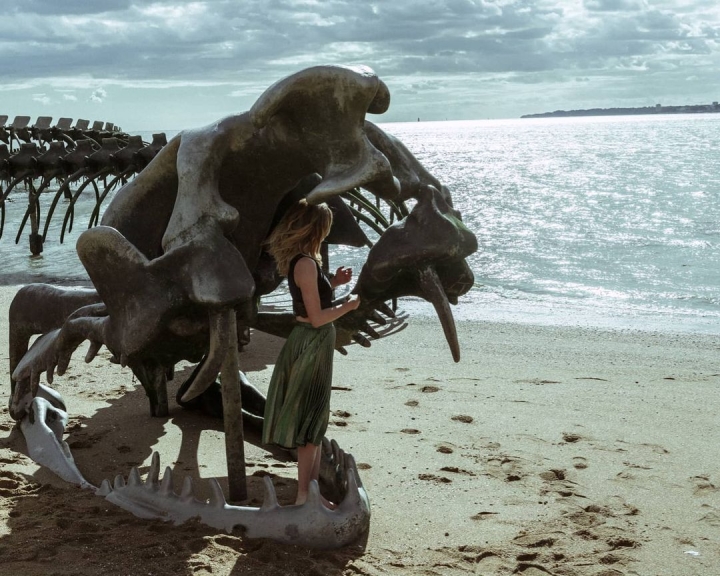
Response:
[[266, 199, 333, 276]]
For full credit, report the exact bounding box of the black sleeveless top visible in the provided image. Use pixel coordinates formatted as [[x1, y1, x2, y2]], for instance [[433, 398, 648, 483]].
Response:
[[287, 254, 333, 317]]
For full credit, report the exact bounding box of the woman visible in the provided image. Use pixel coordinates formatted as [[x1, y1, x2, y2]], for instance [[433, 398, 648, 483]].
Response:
[[263, 199, 360, 509]]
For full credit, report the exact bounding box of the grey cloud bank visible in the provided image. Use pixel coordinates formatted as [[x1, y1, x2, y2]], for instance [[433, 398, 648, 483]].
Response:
[[1, 0, 718, 130]]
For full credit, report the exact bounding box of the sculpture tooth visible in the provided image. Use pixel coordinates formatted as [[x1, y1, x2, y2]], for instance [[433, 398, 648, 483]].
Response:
[[418, 266, 460, 362], [322, 437, 332, 458], [363, 322, 380, 340], [351, 333, 371, 347], [261, 476, 279, 511], [368, 310, 387, 326], [146, 452, 160, 487], [345, 453, 363, 487], [160, 466, 174, 496], [208, 478, 227, 509], [114, 474, 126, 489], [339, 448, 347, 470], [306, 479, 324, 509], [330, 439, 342, 470], [376, 301, 396, 319], [336, 448, 348, 492], [128, 466, 142, 487], [84, 341, 102, 363], [180, 476, 194, 501], [345, 467, 362, 506], [96, 478, 112, 496]]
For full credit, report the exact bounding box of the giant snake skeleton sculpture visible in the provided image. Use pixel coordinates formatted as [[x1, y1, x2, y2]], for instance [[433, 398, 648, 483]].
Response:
[[0, 115, 167, 255], [6, 65, 477, 548]]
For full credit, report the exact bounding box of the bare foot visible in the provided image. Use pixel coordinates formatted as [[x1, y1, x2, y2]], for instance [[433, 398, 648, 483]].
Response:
[[294, 492, 337, 510]]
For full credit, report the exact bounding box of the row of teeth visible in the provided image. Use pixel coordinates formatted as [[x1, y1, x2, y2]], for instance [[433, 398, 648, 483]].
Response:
[[96, 448, 363, 514]]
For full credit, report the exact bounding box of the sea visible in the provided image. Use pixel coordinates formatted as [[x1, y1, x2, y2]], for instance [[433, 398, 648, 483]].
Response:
[[2, 114, 719, 335]]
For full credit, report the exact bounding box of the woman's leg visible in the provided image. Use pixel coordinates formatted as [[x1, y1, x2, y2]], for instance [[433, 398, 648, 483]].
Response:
[[295, 443, 317, 505], [295, 443, 336, 509]]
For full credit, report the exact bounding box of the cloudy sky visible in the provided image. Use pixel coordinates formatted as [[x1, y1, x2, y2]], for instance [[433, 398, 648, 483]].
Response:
[[2, 0, 719, 132]]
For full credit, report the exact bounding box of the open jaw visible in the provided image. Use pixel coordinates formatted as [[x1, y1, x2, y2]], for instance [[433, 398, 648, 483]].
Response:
[[18, 395, 371, 549], [352, 184, 477, 362]]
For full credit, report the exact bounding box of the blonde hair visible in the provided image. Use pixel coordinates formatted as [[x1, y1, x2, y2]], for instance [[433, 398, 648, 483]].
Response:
[[266, 199, 333, 276]]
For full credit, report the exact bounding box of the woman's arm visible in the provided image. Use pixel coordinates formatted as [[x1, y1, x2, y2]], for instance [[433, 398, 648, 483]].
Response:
[[295, 257, 360, 327]]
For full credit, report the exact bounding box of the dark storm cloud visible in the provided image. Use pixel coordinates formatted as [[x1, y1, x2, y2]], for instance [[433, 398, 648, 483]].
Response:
[[0, 0, 567, 81], [1, 0, 718, 116]]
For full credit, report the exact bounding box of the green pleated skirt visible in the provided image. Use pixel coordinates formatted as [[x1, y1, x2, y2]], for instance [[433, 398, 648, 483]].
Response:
[[262, 322, 335, 449]]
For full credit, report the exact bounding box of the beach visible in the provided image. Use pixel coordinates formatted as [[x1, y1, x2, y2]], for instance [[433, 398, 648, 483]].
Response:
[[1, 283, 720, 575]]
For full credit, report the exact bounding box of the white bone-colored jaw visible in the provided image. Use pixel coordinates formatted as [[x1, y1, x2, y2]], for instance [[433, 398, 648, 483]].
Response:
[[19, 395, 370, 548], [96, 450, 370, 549], [19, 397, 95, 490]]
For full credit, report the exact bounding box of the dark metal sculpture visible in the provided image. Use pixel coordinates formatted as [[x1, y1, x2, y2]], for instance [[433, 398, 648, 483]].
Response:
[[0, 115, 166, 255], [7, 65, 477, 548]]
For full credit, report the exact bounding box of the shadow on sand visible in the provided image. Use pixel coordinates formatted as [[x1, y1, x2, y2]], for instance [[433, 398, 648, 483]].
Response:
[[0, 328, 375, 575]]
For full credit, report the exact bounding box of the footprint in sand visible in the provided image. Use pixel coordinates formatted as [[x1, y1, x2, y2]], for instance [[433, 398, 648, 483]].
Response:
[[572, 456, 588, 469], [436, 445, 454, 454], [251, 470, 277, 478], [470, 511, 499, 521], [562, 432, 582, 443], [512, 533, 557, 548], [456, 546, 506, 570], [405, 400, 419, 407], [418, 473, 452, 484], [451, 415, 474, 424], [441, 466, 476, 476], [421, 385, 440, 393], [564, 505, 613, 528], [514, 563, 555, 575], [0, 470, 39, 498], [607, 536, 640, 550], [401, 428, 421, 434], [487, 456, 524, 482], [332, 410, 351, 418], [699, 509, 720, 527], [539, 469, 566, 481], [67, 439, 93, 450], [691, 475, 719, 495]]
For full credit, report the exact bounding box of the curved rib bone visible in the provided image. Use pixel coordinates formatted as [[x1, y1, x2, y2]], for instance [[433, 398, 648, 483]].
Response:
[[97, 450, 370, 549]]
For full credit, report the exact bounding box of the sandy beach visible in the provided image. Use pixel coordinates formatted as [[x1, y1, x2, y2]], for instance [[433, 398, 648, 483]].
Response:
[[1, 283, 720, 575]]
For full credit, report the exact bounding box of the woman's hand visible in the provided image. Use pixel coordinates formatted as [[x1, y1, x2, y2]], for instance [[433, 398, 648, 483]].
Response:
[[344, 294, 361, 311], [331, 266, 353, 288]]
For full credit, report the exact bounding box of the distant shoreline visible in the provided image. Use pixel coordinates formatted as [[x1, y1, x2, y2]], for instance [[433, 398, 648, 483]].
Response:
[[521, 102, 720, 119]]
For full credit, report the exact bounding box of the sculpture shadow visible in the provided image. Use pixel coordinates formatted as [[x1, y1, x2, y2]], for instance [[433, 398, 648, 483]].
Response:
[[0, 328, 369, 574]]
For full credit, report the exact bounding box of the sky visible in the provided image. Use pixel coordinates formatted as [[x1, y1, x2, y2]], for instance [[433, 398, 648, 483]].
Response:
[[1, 0, 719, 132]]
